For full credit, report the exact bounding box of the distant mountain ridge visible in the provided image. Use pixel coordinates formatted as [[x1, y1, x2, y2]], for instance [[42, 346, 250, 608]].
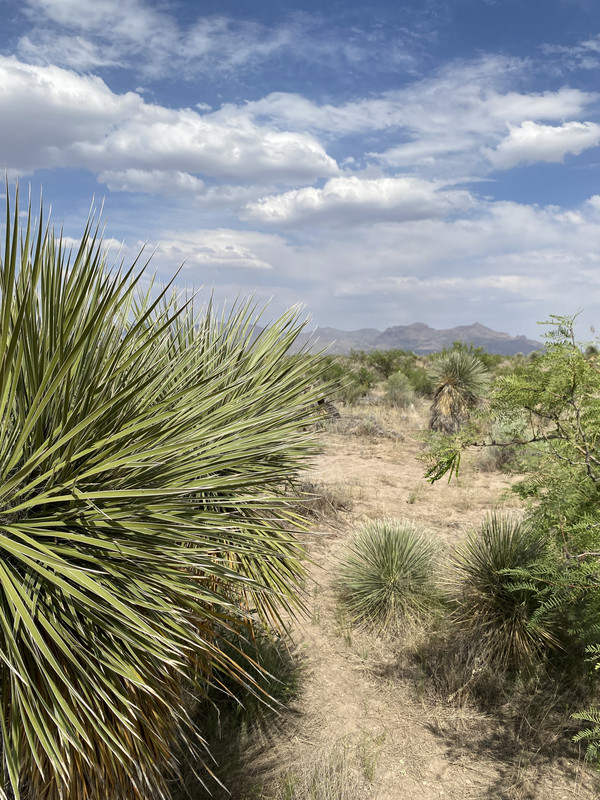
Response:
[[295, 322, 542, 355]]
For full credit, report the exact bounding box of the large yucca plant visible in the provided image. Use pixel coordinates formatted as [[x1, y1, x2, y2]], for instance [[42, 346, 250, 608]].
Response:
[[0, 188, 324, 800], [429, 350, 488, 434], [452, 513, 560, 672], [338, 518, 439, 633]]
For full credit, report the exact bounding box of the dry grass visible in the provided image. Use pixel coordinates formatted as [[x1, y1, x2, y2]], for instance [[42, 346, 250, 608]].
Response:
[[264, 742, 370, 800], [295, 480, 355, 520], [193, 402, 600, 800]]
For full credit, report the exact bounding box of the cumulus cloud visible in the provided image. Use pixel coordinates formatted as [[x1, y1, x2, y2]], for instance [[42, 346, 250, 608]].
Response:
[[486, 120, 600, 168], [243, 176, 473, 226], [148, 229, 290, 272], [238, 58, 597, 179], [0, 56, 338, 183], [141, 195, 600, 338], [244, 80, 592, 139]]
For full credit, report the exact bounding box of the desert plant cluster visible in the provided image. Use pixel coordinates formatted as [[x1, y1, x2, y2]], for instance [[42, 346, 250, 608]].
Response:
[[2, 187, 600, 800]]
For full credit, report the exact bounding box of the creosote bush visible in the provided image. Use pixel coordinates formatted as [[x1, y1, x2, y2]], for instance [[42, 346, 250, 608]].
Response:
[[0, 188, 324, 800], [383, 370, 415, 408], [338, 518, 440, 633]]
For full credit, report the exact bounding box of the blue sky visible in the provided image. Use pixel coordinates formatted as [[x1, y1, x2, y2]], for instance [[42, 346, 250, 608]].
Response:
[[3, 0, 600, 339]]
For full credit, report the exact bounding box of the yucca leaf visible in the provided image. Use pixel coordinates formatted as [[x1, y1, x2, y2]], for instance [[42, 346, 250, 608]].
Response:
[[0, 187, 324, 799]]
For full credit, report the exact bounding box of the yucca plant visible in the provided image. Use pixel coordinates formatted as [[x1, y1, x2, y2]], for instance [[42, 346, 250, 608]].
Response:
[[0, 187, 324, 800], [429, 349, 488, 433], [338, 518, 439, 633], [452, 513, 561, 672]]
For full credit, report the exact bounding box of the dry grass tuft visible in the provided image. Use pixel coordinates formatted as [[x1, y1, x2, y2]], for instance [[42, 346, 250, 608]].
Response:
[[266, 743, 366, 800], [295, 480, 354, 519]]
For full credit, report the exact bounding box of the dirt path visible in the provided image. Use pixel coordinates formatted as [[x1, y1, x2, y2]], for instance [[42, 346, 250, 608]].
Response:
[[242, 403, 600, 800]]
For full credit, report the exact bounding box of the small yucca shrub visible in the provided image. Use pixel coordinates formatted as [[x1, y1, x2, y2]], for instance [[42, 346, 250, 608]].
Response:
[[452, 513, 561, 672], [338, 518, 439, 633], [429, 350, 488, 433]]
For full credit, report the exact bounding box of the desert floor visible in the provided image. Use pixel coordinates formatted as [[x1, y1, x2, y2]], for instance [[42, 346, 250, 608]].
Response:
[[220, 401, 600, 800]]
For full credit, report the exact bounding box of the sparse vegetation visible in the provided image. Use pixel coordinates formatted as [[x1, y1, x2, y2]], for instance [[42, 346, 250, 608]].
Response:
[[267, 744, 365, 800], [383, 370, 415, 408], [296, 480, 354, 519], [0, 191, 595, 800]]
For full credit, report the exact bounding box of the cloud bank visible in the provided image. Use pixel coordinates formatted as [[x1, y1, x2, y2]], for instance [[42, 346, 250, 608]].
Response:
[[0, 56, 338, 185]]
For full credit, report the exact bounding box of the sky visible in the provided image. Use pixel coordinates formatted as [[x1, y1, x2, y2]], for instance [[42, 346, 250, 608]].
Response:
[[3, 0, 600, 340]]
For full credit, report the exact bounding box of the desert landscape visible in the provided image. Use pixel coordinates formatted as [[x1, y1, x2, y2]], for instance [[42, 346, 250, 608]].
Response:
[[200, 398, 600, 800]]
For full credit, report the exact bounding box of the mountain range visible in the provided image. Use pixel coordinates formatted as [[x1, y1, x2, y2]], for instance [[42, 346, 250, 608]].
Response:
[[295, 322, 542, 355]]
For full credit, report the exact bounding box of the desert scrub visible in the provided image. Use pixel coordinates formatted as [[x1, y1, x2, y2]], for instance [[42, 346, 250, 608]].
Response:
[[295, 480, 353, 519], [383, 370, 415, 408], [476, 414, 531, 473], [452, 512, 562, 672], [429, 349, 489, 434], [0, 187, 325, 800], [338, 518, 440, 633]]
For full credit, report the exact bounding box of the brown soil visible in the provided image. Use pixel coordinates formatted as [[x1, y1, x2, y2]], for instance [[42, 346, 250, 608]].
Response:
[[234, 401, 600, 800]]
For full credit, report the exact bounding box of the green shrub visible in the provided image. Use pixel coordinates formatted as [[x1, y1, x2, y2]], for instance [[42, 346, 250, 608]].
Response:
[[316, 357, 375, 406], [476, 415, 531, 473], [452, 513, 562, 672], [402, 363, 434, 396], [338, 518, 439, 633], [383, 370, 415, 408], [366, 349, 403, 379]]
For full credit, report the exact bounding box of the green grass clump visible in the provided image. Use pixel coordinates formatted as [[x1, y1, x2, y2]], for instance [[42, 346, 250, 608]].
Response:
[[338, 518, 439, 633], [452, 513, 561, 672]]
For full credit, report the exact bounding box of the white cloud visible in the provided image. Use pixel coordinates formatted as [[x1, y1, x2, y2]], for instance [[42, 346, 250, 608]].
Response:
[[21, 0, 179, 74], [24, 0, 146, 31], [18, 33, 122, 70], [0, 56, 338, 183], [484, 89, 590, 122], [127, 194, 600, 341], [19, 0, 413, 79], [487, 120, 600, 168], [238, 59, 597, 180], [244, 81, 592, 139], [97, 170, 205, 196], [149, 229, 288, 271], [243, 176, 474, 227]]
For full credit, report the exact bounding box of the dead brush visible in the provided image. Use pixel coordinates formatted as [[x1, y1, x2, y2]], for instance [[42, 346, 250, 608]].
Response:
[[327, 414, 401, 439], [294, 480, 354, 520], [414, 626, 593, 797]]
